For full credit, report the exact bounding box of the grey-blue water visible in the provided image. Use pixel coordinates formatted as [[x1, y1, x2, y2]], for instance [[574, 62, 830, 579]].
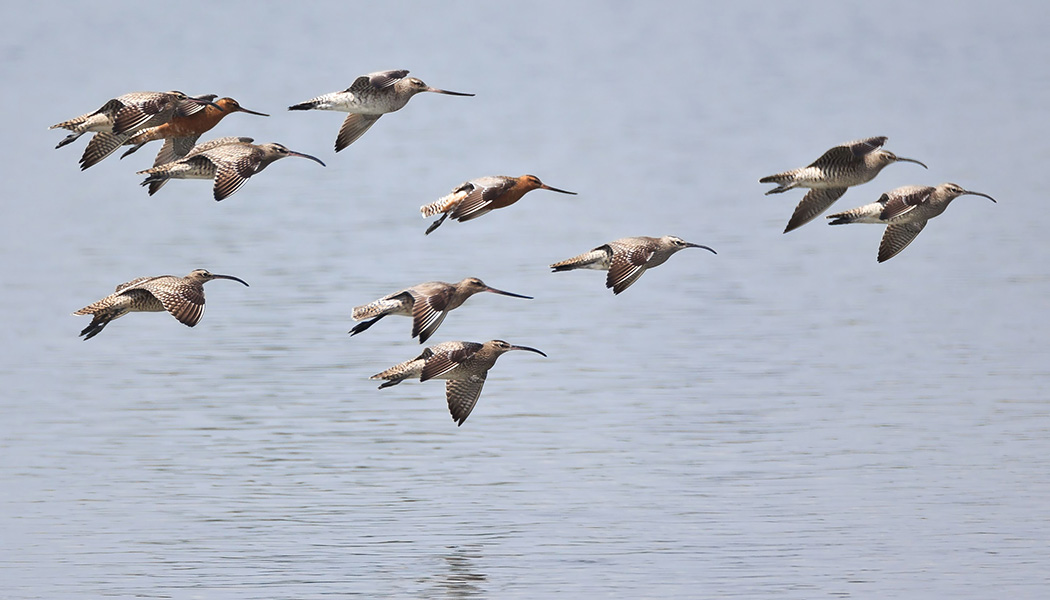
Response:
[[2, 1, 1048, 598]]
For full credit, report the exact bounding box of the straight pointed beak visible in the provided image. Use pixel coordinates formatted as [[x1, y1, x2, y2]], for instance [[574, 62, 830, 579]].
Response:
[[897, 156, 928, 169], [685, 242, 717, 254], [963, 190, 997, 203], [485, 287, 533, 300], [426, 87, 475, 97], [289, 151, 326, 167], [540, 184, 577, 195], [236, 106, 269, 117], [510, 345, 547, 357], [211, 274, 250, 287]]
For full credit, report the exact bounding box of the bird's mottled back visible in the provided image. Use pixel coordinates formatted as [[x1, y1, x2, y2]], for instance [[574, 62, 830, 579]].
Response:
[[551, 235, 715, 294], [73, 269, 248, 339], [370, 340, 545, 426]]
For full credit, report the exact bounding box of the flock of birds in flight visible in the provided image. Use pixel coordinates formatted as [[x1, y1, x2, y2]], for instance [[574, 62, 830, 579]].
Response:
[[54, 70, 996, 426]]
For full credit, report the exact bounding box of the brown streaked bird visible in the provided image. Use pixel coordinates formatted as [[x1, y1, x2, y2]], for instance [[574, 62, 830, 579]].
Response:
[[350, 277, 533, 343], [137, 140, 325, 201], [827, 183, 996, 262], [371, 340, 547, 426], [288, 69, 474, 152], [760, 136, 928, 233], [117, 96, 268, 167], [51, 91, 219, 155], [420, 175, 576, 234], [551, 235, 716, 294], [74, 269, 249, 340], [138, 136, 253, 196]]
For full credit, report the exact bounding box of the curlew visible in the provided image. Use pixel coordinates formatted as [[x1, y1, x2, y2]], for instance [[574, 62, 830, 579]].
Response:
[[827, 183, 996, 262], [371, 340, 546, 426], [137, 140, 325, 200], [551, 235, 715, 294], [74, 269, 249, 340], [350, 277, 532, 343], [760, 136, 927, 232]]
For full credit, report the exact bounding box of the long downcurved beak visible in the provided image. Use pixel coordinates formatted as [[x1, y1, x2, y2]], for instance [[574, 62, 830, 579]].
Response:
[[288, 150, 326, 167], [510, 345, 547, 357], [211, 274, 250, 287], [484, 286, 533, 300], [896, 156, 928, 169], [540, 184, 577, 195], [425, 87, 475, 97], [685, 242, 718, 254], [962, 190, 997, 203]]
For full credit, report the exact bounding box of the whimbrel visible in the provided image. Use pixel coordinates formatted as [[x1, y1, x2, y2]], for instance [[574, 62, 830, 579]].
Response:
[[371, 340, 546, 426], [74, 269, 249, 340], [760, 136, 928, 233], [288, 69, 473, 152], [137, 140, 325, 200], [551, 235, 716, 294], [420, 175, 576, 234], [350, 277, 533, 343], [138, 136, 252, 196], [50, 91, 219, 154], [827, 183, 996, 262], [117, 97, 268, 167]]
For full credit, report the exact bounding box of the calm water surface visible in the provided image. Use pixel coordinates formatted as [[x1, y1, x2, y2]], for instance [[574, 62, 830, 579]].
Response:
[[1, 1, 1048, 598]]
